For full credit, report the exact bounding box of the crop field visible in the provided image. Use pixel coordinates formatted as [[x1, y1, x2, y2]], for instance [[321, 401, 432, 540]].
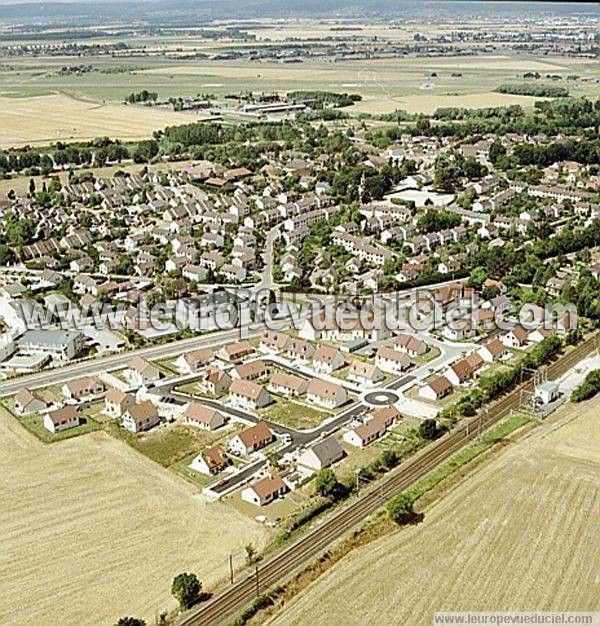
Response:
[[267, 400, 600, 626], [0, 54, 597, 140], [0, 407, 268, 626], [0, 94, 196, 148]]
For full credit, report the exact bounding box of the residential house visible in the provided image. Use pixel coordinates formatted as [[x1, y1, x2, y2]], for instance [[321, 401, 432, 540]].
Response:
[[228, 379, 271, 411], [183, 403, 226, 430], [306, 379, 347, 409], [312, 345, 345, 374], [202, 366, 232, 396], [375, 346, 411, 374], [175, 347, 214, 374], [44, 405, 80, 433], [14, 388, 48, 414], [286, 338, 315, 363], [231, 360, 269, 382], [122, 400, 160, 433], [268, 372, 308, 397], [241, 473, 288, 506], [445, 358, 475, 386], [217, 340, 254, 363], [347, 360, 385, 385], [189, 445, 229, 475], [259, 330, 291, 353], [393, 333, 428, 357], [297, 437, 345, 471], [104, 388, 135, 417], [126, 356, 162, 387], [501, 325, 528, 348], [229, 421, 274, 455], [343, 411, 390, 448], [419, 376, 453, 401], [477, 338, 508, 363], [62, 376, 103, 401]]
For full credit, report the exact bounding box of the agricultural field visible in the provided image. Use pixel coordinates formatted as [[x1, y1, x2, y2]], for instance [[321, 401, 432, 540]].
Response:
[[267, 400, 600, 626], [0, 53, 597, 147], [0, 407, 269, 626], [0, 93, 196, 148]]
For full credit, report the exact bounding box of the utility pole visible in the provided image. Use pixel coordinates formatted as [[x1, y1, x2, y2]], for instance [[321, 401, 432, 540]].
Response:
[[229, 554, 234, 585], [255, 564, 260, 598]]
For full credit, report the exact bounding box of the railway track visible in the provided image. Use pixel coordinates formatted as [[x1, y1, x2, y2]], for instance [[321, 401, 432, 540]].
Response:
[[178, 334, 597, 626]]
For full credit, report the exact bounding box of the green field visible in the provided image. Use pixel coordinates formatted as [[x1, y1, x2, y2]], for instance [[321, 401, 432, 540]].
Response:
[[0, 28, 598, 149]]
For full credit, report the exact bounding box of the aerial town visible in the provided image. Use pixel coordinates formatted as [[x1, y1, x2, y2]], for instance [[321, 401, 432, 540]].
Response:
[[0, 2, 598, 626]]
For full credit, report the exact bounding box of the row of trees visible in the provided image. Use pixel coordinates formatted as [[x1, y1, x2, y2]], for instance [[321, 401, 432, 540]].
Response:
[[495, 83, 569, 98], [125, 90, 158, 104]]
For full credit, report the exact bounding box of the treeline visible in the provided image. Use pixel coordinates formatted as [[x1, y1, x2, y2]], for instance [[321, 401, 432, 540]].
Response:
[[298, 108, 348, 121], [405, 98, 599, 140], [495, 83, 569, 98], [288, 91, 362, 108], [512, 137, 600, 168], [433, 104, 524, 121], [0, 138, 130, 176], [125, 90, 158, 104]]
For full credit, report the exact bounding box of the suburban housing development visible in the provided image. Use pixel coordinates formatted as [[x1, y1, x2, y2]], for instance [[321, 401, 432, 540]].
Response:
[[0, 2, 598, 626]]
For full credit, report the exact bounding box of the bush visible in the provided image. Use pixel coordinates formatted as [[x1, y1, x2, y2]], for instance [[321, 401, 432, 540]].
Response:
[[571, 369, 600, 403], [387, 492, 414, 522]]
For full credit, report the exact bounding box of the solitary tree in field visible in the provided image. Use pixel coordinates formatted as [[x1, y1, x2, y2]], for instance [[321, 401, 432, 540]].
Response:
[[114, 618, 146, 626], [387, 492, 414, 523], [171, 572, 201, 610]]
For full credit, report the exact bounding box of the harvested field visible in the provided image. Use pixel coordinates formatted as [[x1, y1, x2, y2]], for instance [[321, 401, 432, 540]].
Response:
[[0, 94, 196, 148], [0, 408, 268, 626], [267, 400, 600, 626], [351, 91, 547, 115]]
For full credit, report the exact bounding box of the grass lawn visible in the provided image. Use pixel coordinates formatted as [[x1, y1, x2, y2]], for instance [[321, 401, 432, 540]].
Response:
[[170, 451, 219, 489], [414, 345, 441, 365], [106, 421, 219, 467], [154, 357, 179, 375], [175, 381, 222, 399], [0, 398, 104, 443], [404, 381, 466, 408], [258, 396, 329, 430]]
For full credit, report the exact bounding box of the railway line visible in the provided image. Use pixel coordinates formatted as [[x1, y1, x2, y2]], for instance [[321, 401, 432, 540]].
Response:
[[177, 334, 597, 626]]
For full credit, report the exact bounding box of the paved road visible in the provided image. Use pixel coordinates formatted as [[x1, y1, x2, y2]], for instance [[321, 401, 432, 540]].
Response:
[[176, 333, 599, 626], [0, 326, 262, 397], [167, 385, 368, 494]]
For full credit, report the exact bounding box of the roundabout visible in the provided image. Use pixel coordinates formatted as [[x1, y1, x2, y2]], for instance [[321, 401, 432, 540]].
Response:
[[362, 390, 400, 407]]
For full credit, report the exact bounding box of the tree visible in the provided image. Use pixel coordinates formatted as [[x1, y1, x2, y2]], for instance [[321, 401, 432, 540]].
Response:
[[115, 618, 146, 626], [381, 449, 399, 469], [28, 177, 35, 195], [419, 418, 439, 440], [387, 492, 414, 522], [0, 244, 15, 265], [314, 468, 344, 500], [244, 543, 260, 566], [489, 138, 506, 165], [171, 572, 201, 610]]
